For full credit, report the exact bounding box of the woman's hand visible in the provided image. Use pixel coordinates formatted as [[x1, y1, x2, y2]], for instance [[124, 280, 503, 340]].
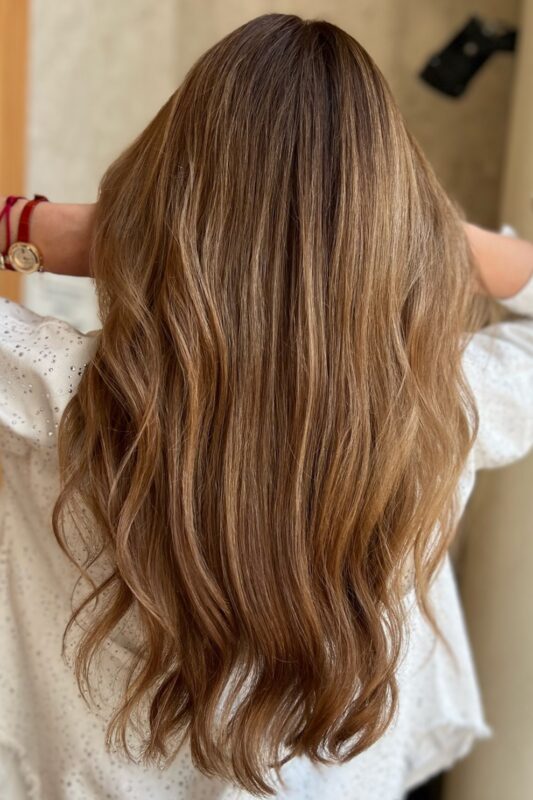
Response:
[[464, 221, 533, 300], [0, 196, 95, 277]]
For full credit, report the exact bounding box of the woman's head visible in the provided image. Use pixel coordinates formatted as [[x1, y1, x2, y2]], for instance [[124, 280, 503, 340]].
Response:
[[53, 12, 485, 796]]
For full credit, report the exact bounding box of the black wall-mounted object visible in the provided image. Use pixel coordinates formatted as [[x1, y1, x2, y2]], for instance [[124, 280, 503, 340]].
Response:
[[419, 16, 517, 98]]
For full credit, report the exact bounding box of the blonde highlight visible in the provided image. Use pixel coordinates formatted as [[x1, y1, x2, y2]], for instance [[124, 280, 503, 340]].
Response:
[[52, 13, 489, 796]]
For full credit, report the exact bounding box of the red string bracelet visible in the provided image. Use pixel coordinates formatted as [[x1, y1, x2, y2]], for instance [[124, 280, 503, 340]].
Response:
[[0, 196, 26, 258]]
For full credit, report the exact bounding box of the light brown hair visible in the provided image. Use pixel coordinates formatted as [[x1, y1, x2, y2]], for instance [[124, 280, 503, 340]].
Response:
[[52, 12, 488, 796]]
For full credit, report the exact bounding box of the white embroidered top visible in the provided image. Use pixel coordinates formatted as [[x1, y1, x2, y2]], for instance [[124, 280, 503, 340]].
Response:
[[1, 271, 533, 800]]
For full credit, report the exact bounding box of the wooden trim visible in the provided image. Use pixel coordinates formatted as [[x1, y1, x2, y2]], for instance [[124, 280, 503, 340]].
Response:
[[0, 0, 29, 302]]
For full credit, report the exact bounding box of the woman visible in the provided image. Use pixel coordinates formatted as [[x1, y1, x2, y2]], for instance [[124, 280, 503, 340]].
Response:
[[1, 12, 532, 800]]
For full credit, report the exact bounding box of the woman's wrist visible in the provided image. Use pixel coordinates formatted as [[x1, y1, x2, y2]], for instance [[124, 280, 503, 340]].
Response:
[[0, 196, 95, 277], [35, 202, 95, 277]]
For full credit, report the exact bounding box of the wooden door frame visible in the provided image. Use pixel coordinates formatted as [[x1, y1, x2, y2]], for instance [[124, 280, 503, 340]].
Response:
[[0, 0, 29, 302]]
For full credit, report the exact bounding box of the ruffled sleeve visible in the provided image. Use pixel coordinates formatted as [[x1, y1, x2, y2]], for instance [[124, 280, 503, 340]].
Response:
[[0, 296, 99, 459], [462, 269, 533, 471]]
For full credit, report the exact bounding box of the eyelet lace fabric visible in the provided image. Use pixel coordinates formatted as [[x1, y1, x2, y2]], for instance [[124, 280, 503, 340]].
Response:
[[1, 271, 533, 799]]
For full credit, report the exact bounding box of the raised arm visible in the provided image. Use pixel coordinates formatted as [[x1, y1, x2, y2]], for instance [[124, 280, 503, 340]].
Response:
[[0, 196, 95, 278], [3, 196, 533, 293], [465, 221, 533, 300]]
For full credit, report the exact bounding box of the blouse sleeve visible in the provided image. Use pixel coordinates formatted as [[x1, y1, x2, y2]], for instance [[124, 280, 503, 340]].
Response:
[[0, 296, 98, 459], [462, 269, 533, 472]]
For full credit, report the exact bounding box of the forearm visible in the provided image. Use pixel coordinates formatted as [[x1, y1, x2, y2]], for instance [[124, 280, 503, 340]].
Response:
[[465, 222, 533, 300], [0, 197, 94, 278]]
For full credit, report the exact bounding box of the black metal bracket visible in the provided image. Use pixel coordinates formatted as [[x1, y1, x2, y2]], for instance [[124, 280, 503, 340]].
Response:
[[419, 16, 517, 98]]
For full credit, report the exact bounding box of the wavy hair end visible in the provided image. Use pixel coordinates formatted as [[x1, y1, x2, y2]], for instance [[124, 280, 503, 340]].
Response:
[[52, 12, 489, 796]]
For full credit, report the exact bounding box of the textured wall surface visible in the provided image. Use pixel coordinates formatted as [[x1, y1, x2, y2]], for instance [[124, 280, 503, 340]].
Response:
[[444, 1, 533, 797], [175, 0, 520, 228], [501, 0, 533, 238], [389, 0, 520, 228], [24, 2, 520, 328], [24, 0, 182, 330], [445, 460, 533, 798]]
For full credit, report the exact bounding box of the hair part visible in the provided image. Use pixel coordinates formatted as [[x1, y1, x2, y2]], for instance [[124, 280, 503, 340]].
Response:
[[52, 12, 488, 796]]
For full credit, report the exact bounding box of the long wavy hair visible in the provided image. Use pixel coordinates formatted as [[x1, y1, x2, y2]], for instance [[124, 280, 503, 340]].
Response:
[[52, 12, 489, 796]]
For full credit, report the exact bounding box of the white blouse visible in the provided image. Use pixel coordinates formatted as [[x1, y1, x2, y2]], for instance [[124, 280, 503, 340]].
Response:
[[1, 271, 533, 800]]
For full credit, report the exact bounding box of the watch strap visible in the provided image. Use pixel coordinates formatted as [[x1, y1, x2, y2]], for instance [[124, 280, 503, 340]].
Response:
[[0, 195, 25, 258]]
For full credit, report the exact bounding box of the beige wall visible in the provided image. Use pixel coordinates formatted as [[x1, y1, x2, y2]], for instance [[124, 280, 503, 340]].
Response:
[[444, 463, 533, 799], [391, 0, 520, 228], [25, 1, 519, 331], [501, 0, 533, 238], [176, 0, 519, 228], [444, 1, 533, 797], [24, 0, 182, 330]]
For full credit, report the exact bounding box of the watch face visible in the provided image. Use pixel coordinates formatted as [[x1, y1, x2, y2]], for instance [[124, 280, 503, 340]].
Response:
[[7, 243, 41, 274]]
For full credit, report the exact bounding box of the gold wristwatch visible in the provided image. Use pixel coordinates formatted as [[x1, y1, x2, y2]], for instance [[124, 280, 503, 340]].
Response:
[[0, 194, 48, 274]]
